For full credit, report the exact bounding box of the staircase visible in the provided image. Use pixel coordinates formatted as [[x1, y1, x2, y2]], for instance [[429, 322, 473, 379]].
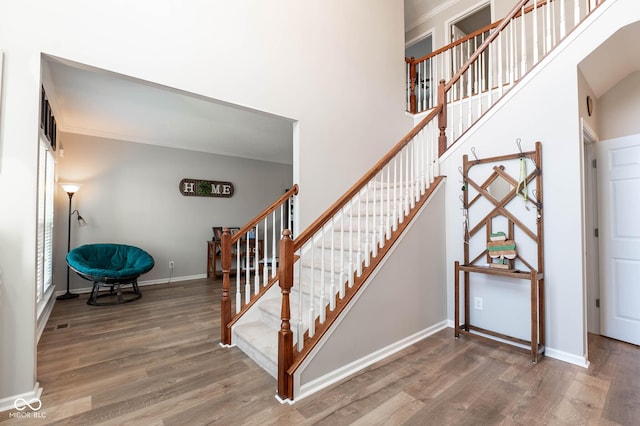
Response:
[[222, 0, 607, 402], [233, 179, 420, 378]]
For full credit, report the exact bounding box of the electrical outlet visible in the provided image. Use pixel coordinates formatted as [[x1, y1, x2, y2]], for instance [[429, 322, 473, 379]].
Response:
[[474, 297, 483, 310], [169, 261, 175, 269]]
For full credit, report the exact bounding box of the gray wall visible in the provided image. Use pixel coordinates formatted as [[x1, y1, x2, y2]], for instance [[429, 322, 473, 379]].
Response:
[[298, 183, 447, 392], [598, 71, 640, 140], [55, 133, 292, 291]]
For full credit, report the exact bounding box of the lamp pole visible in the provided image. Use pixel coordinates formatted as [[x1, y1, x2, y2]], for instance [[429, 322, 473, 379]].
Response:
[[58, 184, 81, 300]]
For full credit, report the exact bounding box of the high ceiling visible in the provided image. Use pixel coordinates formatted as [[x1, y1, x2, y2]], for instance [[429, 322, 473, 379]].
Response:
[[45, 56, 294, 165], [45, 3, 639, 164]]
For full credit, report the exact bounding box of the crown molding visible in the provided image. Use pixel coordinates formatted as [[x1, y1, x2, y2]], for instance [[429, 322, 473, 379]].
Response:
[[406, 0, 460, 33]]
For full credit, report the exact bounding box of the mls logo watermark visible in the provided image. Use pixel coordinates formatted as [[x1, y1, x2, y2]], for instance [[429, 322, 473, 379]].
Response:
[[9, 397, 46, 419]]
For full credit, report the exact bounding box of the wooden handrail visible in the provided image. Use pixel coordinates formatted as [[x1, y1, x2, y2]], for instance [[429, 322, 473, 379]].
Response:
[[291, 106, 441, 252], [230, 184, 299, 245]]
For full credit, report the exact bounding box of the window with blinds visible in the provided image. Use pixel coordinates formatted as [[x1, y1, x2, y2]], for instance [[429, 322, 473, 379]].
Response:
[[36, 137, 55, 310]]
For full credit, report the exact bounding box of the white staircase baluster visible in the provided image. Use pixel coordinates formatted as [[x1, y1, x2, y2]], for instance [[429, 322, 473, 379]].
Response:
[[487, 34, 496, 108], [551, 0, 557, 46], [348, 200, 354, 288], [418, 129, 429, 196], [254, 225, 260, 295], [521, 5, 527, 77], [404, 147, 410, 216], [320, 227, 326, 324], [356, 191, 363, 277], [263, 217, 269, 285], [235, 238, 241, 313], [476, 46, 482, 119], [510, 20, 516, 85], [241, 239, 249, 304], [272, 212, 277, 278], [329, 219, 336, 311], [498, 34, 504, 97], [245, 237, 251, 295], [393, 157, 398, 231], [339, 206, 345, 299], [297, 258, 304, 351], [398, 154, 404, 224], [559, 0, 566, 38], [372, 179, 379, 257], [386, 164, 392, 240], [411, 143, 417, 205], [545, 0, 552, 53], [364, 182, 371, 267], [533, 0, 539, 63], [378, 172, 384, 250], [309, 242, 316, 338]]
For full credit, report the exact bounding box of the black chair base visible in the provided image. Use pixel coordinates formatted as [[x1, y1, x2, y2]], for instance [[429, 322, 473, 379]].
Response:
[[87, 280, 142, 306]]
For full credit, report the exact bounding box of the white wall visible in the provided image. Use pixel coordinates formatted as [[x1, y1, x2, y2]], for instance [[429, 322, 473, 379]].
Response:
[[598, 71, 640, 140], [55, 133, 292, 291], [0, 0, 410, 404], [438, 0, 638, 365]]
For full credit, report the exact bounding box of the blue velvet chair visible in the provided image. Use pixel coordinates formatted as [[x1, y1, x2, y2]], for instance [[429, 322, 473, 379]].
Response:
[[67, 243, 155, 306]]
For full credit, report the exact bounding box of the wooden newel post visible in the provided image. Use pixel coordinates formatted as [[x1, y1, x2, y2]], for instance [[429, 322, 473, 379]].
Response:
[[277, 229, 294, 400], [220, 228, 232, 345], [437, 79, 448, 156], [409, 57, 417, 114]]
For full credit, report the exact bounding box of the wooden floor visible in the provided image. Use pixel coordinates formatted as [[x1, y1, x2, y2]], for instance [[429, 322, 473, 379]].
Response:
[[1, 278, 638, 425]]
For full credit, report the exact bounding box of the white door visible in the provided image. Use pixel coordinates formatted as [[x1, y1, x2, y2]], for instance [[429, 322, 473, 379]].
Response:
[[597, 135, 640, 345]]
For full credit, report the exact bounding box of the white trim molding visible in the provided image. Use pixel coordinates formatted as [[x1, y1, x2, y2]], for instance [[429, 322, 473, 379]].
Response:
[[0, 382, 43, 414]]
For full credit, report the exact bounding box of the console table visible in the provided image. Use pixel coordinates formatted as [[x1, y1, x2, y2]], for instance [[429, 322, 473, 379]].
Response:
[[207, 239, 263, 280]]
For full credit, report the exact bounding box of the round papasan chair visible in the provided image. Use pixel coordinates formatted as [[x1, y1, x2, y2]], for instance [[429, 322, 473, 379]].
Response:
[[67, 243, 155, 306]]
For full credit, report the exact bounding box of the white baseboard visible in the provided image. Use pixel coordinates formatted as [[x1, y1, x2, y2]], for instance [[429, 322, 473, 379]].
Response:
[[0, 382, 42, 414], [295, 320, 449, 402], [545, 347, 590, 368], [55, 274, 208, 296]]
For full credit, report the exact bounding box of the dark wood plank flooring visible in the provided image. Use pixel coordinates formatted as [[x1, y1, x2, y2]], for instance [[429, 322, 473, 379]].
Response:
[[1, 278, 638, 425]]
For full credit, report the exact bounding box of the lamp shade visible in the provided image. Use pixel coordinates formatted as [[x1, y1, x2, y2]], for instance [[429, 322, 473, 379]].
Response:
[[60, 183, 81, 194]]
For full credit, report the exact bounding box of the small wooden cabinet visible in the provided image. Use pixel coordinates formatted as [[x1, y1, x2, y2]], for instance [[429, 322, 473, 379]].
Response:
[[207, 239, 263, 280]]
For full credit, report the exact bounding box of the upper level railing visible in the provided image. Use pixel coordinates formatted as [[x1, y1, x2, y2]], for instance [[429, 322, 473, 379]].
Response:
[[220, 185, 298, 345], [407, 0, 604, 119]]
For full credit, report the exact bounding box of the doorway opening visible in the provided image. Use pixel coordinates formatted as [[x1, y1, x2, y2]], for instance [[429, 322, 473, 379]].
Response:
[[448, 3, 492, 96], [450, 4, 491, 43], [582, 120, 600, 337]]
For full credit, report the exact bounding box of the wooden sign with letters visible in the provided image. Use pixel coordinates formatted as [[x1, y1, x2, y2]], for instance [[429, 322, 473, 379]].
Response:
[[179, 178, 234, 198]]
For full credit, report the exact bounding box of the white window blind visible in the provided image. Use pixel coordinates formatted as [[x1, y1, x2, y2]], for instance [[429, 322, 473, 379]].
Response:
[[36, 139, 55, 310]]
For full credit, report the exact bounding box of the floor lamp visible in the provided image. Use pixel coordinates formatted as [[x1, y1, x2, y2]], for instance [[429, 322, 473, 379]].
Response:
[[58, 183, 87, 300]]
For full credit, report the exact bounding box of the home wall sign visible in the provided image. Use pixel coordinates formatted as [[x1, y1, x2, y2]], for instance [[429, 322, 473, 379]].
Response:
[[179, 178, 234, 198]]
